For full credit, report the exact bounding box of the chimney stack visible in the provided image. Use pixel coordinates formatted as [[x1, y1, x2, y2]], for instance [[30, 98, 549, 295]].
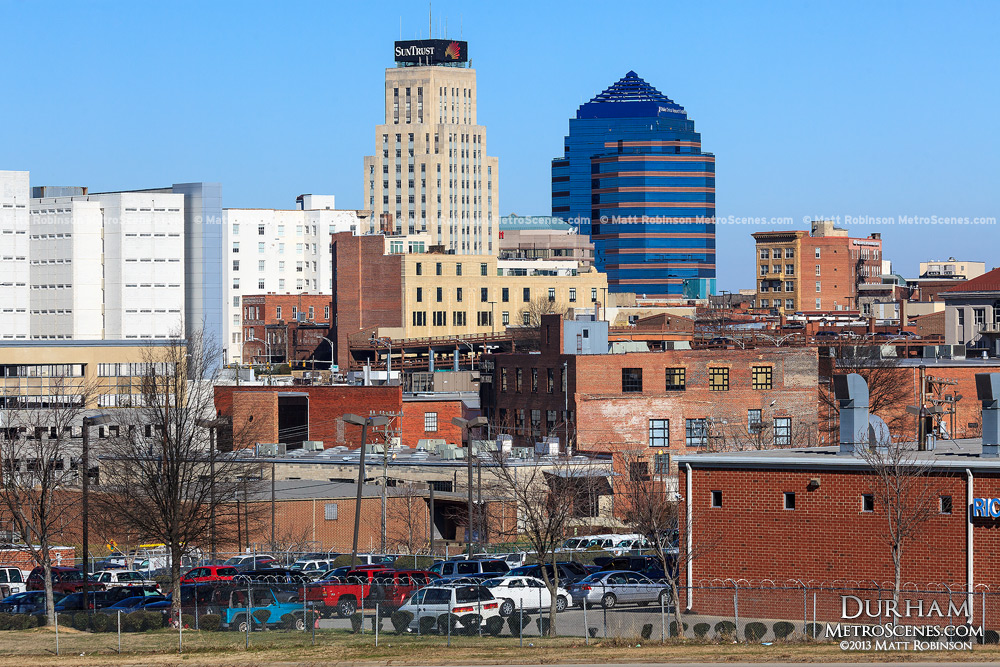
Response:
[[977, 373, 1000, 457], [833, 373, 870, 455]]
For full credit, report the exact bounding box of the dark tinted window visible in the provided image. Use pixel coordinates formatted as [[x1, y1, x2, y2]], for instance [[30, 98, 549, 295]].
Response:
[[563, 562, 587, 575], [217, 567, 239, 577], [480, 560, 508, 573], [423, 588, 451, 604], [456, 562, 477, 575]]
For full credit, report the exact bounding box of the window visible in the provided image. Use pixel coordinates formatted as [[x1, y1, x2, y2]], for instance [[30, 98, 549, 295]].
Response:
[[257, 279, 265, 289], [748, 409, 762, 431], [815, 248, 821, 258], [232, 260, 240, 271], [653, 452, 670, 475], [452, 311, 466, 326], [816, 298, 822, 309], [412, 311, 426, 326], [711, 490, 722, 508], [531, 368, 538, 393], [515, 368, 523, 392], [686, 418, 708, 447], [958, 310, 965, 325], [621, 368, 642, 393], [500, 367, 508, 392], [522, 312, 530, 325], [709, 367, 729, 391], [548, 288, 555, 302], [480, 287, 488, 302], [502, 311, 509, 325], [786, 299, 794, 309], [416, 287, 423, 302], [785, 248, 794, 258], [569, 288, 576, 303], [815, 265, 821, 276], [815, 281, 822, 293], [665, 367, 686, 391], [862, 494, 874, 512], [784, 492, 796, 510], [257, 224, 265, 235], [759, 248, 769, 259], [502, 288, 509, 303], [760, 265, 768, 276], [456, 287, 463, 302], [774, 417, 792, 446], [232, 224, 239, 235], [649, 419, 669, 447], [415, 262, 422, 276], [424, 412, 438, 432], [258, 260, 265, 271], [232, 242, 240, 253], [522, 287, 530, 302], [629, 460, 650, 482], [324, 503, 338, 520], [436, 287, 442, 302], [308, 306, 314, 320], [751, 366, 772, 390], [480, 263, 488, 276], [275, 306, 281, 320], [785, 281, 794, 292], [940, 495, 953, 514], [592, 287, 598, 301], [277, 224, 284, 236], [258, 242, 265, 253], [785, 265, 794, 275], [456, 263, 463, 276]]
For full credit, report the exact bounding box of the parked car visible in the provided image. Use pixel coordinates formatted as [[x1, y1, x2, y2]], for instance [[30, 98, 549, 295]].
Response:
[[507, 561, 592, 585], [143, 584, 235, 616], [369, 569, 440, 612], [316, 565, 354, 581], [0, 567, 27, 596], [100, 594, 168, 615], [290, 559, 338, 579], [102, 585, 162, 606], [429, 559, 509, 580], [180, 565, 240, 585], [222, 554, 277, 571], [481, 552, 530, 569], [92, 570, 159, 588], [480, 575, 570, 615], [596, 555, 668, 580], [0, 590, 61, 615], [27, 566, 104, 595], [54, 591, 114, 612], [219, 587, 305, 632], [300, 566, 395, 617], [566, 571, 670, 609], [397, 584, 501, 632]]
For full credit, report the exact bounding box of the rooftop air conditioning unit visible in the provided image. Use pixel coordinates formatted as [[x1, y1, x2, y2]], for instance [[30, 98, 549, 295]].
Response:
[[256, 443, 286, 457], [535, 436, 559, 457], [302, 440, 324, 452], [496, 434, 513, 454]]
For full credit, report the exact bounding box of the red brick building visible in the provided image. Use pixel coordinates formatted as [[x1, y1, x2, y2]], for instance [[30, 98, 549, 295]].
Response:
[[400, 394, 479, 448], [480, 314, 819, 476], [330, 233, 403, 369], [214, 384, 403, 450], [240, 294, 333, 365]]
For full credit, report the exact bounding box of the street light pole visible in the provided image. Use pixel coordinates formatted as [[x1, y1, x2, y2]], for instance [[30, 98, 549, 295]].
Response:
[[81, 413, 111, 615], [452, 416, 487, 555], [196, 417, 227, 563], [343, 413, 389, 568]]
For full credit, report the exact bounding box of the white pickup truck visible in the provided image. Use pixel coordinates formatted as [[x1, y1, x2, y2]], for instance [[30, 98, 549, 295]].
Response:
[[92, 570, 159, 589]]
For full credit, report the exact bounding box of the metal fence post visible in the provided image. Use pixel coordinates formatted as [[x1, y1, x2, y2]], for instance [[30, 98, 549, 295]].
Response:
[[519, 597, 523, 647], [583, 597, 588, 645], [812, 591, 817, 637], [602, 583, 607, 639], [447, 600, 452, 648], [311, 602, 316, 645], [802, 585, 807, 636], [55, 608, 59, 656], [732, 581, 739, 641], [983, 589, 987, 634], [178, 609, 183, 654], [660, 588, 666, 641], [360, 593, 365, 635], [195, 594, 199, 631], [117, 609, 121, 654], [375, 603, 379, 647], [245, 579, 251, 649]]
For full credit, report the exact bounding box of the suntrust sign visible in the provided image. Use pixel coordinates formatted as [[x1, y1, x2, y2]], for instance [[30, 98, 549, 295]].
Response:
[[972, 497, 1000, 517], [394, 39, 468, 64]]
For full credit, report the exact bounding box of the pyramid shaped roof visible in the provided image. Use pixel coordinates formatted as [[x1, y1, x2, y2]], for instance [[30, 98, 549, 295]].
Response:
[[577, 71, 687, 120]]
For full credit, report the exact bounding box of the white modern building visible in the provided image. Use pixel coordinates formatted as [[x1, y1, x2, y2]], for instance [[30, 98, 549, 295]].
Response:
[[29, 191, 186, 339], [223, 195, 370, 363], [0, 171, 30, 339]]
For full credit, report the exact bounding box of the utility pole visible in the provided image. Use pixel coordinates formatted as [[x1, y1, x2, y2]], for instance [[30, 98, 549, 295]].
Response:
[[343, 414, 389, 567], [452, 416, 488, 555]]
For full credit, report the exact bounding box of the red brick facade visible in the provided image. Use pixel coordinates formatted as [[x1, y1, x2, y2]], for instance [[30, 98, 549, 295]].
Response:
[[400, 398, 475, 448], [481, 315, 819, 465], [241, 294, 332, 365], [214, 385, 403, 450], [331, 233, 403, 369]]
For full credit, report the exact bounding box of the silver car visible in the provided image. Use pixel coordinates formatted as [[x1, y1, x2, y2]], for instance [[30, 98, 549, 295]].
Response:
[[566, 570, 669, 609]]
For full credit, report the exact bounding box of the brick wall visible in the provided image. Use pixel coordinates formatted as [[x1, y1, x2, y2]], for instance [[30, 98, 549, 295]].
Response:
[[331, 233, 403, 368], [400, 399, 471, 448], [214, 385, 403, 449]]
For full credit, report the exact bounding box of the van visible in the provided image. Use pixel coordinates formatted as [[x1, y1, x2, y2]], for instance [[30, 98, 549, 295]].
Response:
[[0, 567, 26, 596]]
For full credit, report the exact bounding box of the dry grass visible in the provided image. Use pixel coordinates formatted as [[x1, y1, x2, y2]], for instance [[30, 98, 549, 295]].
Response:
[[0, 627, 997, 667]]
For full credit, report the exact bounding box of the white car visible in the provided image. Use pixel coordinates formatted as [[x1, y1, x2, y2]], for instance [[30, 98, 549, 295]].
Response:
[[0, 567, 26, 595], [397, 584, 502, 631], [481, 575, 570, 615], [93, 570, 158, 588]]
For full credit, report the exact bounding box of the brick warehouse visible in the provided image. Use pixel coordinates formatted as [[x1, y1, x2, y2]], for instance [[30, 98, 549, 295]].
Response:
[[239, 293, 333, 365], [675, 372, 1000, 627], [480, 314, 819, 477]]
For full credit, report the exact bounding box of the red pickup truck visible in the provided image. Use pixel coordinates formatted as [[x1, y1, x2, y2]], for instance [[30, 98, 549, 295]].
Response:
[[300, 567, 438, 618]]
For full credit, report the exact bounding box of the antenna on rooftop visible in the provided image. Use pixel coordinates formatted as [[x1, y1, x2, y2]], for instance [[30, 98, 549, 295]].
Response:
[[429, 2, 432, 38]]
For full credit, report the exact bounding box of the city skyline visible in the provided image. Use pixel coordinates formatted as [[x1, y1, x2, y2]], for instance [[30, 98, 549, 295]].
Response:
[[1, 0, 997, 290]]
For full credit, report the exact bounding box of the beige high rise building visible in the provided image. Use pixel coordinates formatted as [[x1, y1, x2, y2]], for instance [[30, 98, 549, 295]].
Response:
[[363, 52, 499, 255]]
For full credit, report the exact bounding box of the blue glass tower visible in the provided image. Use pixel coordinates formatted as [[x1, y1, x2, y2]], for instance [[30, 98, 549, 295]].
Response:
[[552, 71, 715, 296]]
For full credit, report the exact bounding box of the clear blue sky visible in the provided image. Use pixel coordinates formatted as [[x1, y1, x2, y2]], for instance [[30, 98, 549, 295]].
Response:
[[3, 0, 997, 289]]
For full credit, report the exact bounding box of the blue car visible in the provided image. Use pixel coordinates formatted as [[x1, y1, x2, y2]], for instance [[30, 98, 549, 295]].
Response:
[[100, 595, 167, 615]]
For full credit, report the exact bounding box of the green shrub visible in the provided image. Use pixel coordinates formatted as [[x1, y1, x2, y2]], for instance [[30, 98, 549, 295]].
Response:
[[34, 613, 47, 627], [437, 613, 459, 634], [200, 614, 221, 632], [979, 629, 999, 645], [417, 615, 436, 635], [57, 613, 74, 630], [669, 620, 689, 637], [565, 550, 614, 566], [640, 623, 653, 640], [391, 610, 413, 634], [370, 614, 383, 633], [153, 575, 172, 587], [304, 610, 319, 629], [506, 611, 531, 635], [252, 609, 270, 629], [714, 620, 736, 640], [180, 613, 194, 629], [460, 613, 482, 636], [89, 613, 109, 633], [744, 622, 767, 642], [122, 611, 144, 633], [142, 611, 164, 631], [485, 616, 505, 636], [536, 616, 551, 636], [350, 612, 363, 633], [0, 612, 12, 630], [804, 622, 822, 639], [772, 621, 795, 640]]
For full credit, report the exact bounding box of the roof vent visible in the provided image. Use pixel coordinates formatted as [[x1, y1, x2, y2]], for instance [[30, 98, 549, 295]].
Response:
[[833, 373, 869, 455]]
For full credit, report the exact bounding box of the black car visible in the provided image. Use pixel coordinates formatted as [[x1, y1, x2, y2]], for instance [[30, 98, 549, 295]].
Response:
[[508, 561, 592, 585], [53, 591, 113, 612], [233, 569, 310, 602], [144, 583, 233, 615], [0, 590, 61, 615], [103, 585, 161, 605], [597, 555, 669, 580], [100, 594, 167, 615]]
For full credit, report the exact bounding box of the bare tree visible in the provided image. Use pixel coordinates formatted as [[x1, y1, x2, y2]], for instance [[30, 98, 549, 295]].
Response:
[[485, 453, 606, 636], [0, 379, 96, 624], [857, 437, 938, 603], [93, 331, 262, 622], [385, 483, 429, 554], [615, 448, 719, 638], [521, 297, 568, 327], [821, 347, 910, 440]]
